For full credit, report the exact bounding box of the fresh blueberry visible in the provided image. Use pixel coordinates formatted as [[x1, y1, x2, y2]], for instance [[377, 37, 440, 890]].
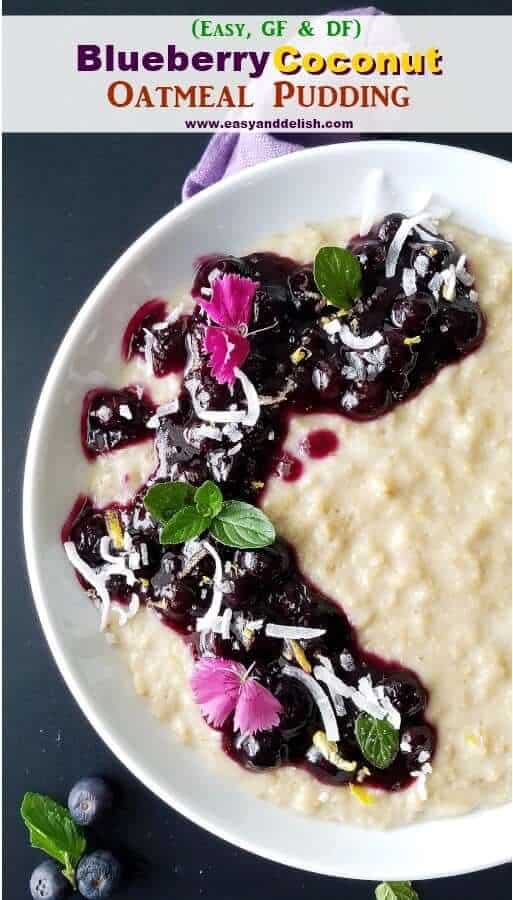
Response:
[[30, 860, 69, 900], [76, 851, 121, 899], [67, 777, 113, 826]]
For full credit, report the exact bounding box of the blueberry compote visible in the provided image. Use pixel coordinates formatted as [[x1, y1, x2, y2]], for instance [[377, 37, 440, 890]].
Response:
[[81, 387, 155, 458], [65, 215, 485, 791], [122, 298, 189, 376]]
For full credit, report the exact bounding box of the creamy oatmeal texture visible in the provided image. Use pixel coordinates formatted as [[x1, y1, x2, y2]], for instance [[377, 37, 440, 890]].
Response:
[[90, 220, 512, 828]]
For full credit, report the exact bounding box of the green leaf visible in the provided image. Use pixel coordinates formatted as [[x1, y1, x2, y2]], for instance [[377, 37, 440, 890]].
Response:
[[209, 501, 275, 549], [144, 481, 194, 523], [194, 480, 223, 518], [20, 792, 86, 887], [313, 245, 362, 310], [355, 713, 399, 769], [160, 506, 210, 544], [375, 882, 419, 900]]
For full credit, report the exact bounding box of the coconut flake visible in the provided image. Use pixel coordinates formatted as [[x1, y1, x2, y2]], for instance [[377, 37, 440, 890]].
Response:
[[386, 209, 450, 278], [314, 666, 347, 716], [340, 650, 355, 671], [221, 607, 232, 640], [339, 324, 382, 351], [156, 399, 179, 418], [359, 168, 385, 236], [143, 329, 155, 376], [195, 540, 224, 632], [119, 404, 132, 420], [413, 254, 430, 278], [234, 367, 260, 426], [401, 267, 417, 297], [428, 271, 444, 300], [322, 318, 342, 337], [341, 391, 358, 411], [455, 254, 474, 287], [282, 664, 339, 742], [313, 666, 400, 728], [140, 543, 149, 567], [189, 367, 260, 427], [64, 541, 111, 631], [441, 264, 457, 300], [96, 405, 112, 423], [265, 624, 326, 641]]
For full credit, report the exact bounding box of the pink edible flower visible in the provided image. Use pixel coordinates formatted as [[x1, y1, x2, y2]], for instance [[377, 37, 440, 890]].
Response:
[[203, 326, 250, 386], [198, 273, 258, 330], [197, 274, 259, 386], [191, 657, 282, 736]]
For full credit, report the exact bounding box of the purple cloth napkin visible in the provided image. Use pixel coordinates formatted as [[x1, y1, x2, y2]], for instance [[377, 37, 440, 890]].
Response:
[[182, 8, 380, 200]]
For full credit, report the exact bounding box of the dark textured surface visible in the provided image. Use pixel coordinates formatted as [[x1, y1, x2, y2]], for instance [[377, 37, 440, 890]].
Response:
[[3, 0, 510, 14], [3, 127, 511, 900]]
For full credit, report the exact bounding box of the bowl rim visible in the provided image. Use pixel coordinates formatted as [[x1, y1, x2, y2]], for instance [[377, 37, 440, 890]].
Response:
[[23, 139, 512, 880]]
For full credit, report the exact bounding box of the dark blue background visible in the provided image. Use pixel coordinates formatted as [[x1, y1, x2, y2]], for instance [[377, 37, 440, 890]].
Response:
[[3, 5, 512, 898]]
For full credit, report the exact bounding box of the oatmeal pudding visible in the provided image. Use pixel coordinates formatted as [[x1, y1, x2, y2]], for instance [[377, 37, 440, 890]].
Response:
[[62, 211, 511, 828]]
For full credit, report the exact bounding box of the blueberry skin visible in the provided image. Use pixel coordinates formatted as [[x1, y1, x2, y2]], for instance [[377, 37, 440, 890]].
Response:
[[30, 860, 69, 900], [76, 851, 121, 899], [67, 777, 113, 826]]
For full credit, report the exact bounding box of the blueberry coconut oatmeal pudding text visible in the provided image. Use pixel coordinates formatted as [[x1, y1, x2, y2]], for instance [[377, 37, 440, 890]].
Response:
[[62, 203, 511, 828]]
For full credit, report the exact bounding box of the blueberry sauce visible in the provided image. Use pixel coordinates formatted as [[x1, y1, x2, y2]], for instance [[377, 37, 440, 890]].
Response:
[[122, 298, 189, 377], [65, 214, 485, 790], [273, 451, 304, 482], [81, 387, 155, 459], [301, 429, 339, 460]]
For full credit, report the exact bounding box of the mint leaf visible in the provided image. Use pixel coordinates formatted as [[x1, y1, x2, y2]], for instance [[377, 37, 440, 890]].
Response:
[[144, 481, 194, 523], [210, 501, 275, 549], [160, 506, 210, 544], [313, 245, 362, 310], [20, 792, 86, 887], [195, 480, 223, 518], [355, 713, 399, 769], [375, 882, 419, 900]]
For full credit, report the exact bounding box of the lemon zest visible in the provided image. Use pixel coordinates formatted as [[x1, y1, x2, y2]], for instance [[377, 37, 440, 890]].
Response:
[[313, 731, 357, 772], [465, 732, 485, 749], [290, 347, 312, 365], [350, 783, 375, 805], [105, 509, 124, 550], [290, 639, 312, 673]]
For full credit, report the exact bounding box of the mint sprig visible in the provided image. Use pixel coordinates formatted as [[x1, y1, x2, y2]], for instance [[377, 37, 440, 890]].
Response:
[[210, 500, 276, 549], [20, 792, 86, 887], [313, 245, 362, 310], [355, 713, 399, 770], [143, 481, 195, 522], [144, 479, 276, 549], [375, 882, 419, 900]]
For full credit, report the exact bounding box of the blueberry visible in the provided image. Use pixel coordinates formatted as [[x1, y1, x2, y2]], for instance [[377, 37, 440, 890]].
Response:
[[401, 724, 436, 772], [76, 851, 121, 900], [232, 729, 288, 770], [288, 267, 322, 315], [374, 213, 405, 246], [273, 676, 315, 740], [347, 238, 387, 281], [68, 777, 113, 826], [383, 671, 427, 719], [234, 540, 291, 584], [390, 292, 435, 336], [30, 861, 69, 900], [311, 359, 343, 400]]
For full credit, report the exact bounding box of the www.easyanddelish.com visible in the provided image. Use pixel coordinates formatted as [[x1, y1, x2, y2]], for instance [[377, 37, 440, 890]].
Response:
[[185, 117, 354, 130]]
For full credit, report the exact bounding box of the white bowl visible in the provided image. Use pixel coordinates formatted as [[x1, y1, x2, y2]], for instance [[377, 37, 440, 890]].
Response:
[[24, 141, 511, 881]]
